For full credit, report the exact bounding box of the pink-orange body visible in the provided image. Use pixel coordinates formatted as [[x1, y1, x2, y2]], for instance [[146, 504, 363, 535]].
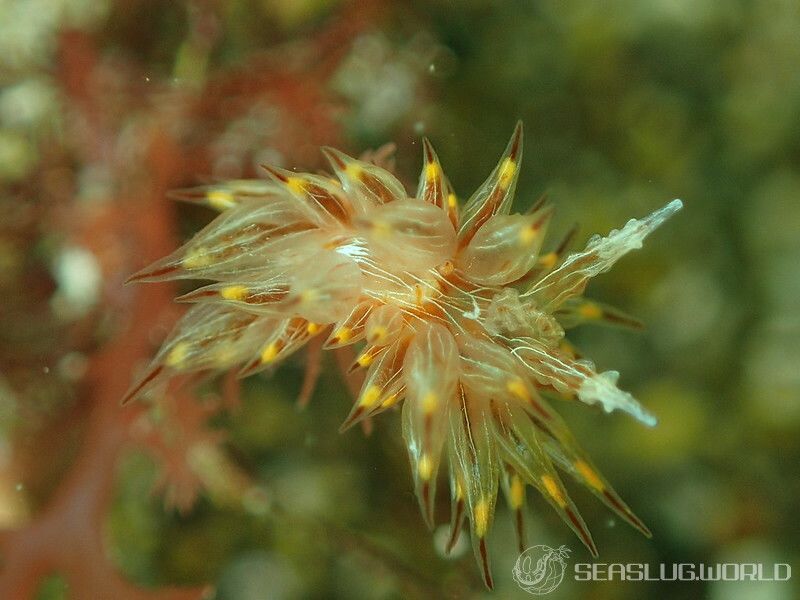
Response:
[[127, 123, 682, 587]]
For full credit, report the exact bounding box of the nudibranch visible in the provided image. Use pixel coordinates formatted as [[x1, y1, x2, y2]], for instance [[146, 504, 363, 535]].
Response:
[[126, 122, 682, 588]]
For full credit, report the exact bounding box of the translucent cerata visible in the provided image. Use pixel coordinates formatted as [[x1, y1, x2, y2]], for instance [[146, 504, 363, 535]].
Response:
[[126, 122, 682, 588]]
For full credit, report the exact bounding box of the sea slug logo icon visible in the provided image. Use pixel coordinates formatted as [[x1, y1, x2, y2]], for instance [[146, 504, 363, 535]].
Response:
[[512, 545, 571, 595]]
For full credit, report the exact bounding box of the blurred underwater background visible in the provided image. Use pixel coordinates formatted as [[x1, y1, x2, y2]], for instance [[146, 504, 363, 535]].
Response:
[[0, 0, 798, 598]]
